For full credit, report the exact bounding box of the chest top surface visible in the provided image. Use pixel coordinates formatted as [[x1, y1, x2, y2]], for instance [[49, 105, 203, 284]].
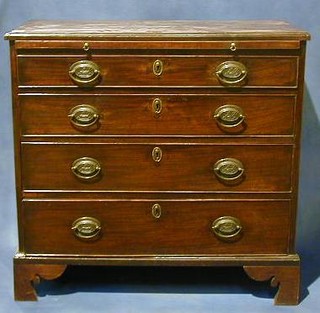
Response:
[[5, 20, 310, 40]]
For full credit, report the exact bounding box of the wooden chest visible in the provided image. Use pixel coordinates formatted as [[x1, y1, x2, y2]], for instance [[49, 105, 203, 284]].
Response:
[[5, 20, 310, 304]]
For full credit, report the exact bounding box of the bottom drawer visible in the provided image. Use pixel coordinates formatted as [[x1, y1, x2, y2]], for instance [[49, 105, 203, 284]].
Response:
[[22, 200, 291, 255]]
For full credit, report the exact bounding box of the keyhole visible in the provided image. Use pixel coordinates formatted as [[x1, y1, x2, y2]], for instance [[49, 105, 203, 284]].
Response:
[[152, 98, 163, 115], [153, 60, 163, 76], [152, 147, 162, 163], [152, 203, 162, 219]]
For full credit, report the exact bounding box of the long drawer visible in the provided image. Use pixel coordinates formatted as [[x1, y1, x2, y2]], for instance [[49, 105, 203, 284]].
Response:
[[17, 55, 298, 88], [20, 94, 295, 136], [22, 200, 291, 255], [21, 143, 293, 192]]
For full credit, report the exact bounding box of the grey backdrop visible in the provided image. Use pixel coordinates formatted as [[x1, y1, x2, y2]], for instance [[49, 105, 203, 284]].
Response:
[[1, 1, 320, 312]]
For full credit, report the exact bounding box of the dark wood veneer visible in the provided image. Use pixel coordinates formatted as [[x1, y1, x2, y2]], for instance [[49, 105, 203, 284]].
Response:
[[23, 200, 291, 255], [5, 20, 309, 305], [22, 143, 293, 192], [18, 55, 298, 88], [20, 94, 295, 136]]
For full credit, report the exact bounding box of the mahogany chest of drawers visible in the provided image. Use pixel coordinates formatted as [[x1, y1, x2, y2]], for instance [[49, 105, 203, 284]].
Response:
[[5, 20, 310, 304]]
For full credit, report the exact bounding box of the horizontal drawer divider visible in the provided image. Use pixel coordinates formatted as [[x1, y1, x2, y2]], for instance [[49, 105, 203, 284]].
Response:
[[21, 140, 295, 145], [22, 191, 293, 200], [22, 198, 292, 202], [23, 189, 294, 194], [18, 85, 300, 89], [18, 89, 300, 95]]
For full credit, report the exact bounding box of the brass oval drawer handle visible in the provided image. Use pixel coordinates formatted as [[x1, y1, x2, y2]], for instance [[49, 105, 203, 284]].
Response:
[[153, 59, 163, 76], [215, 61, 247, 86], [72, 216, 101, 240], [152, 146, 163, 163], [213, 158, 244, 181], [214, 104, 245, 128], [69, 60, 101, 87], [151, 203, 162, 219], [211, 216, 242, 241], [71, 157, 101, 180], [68, 104, 100, 128]]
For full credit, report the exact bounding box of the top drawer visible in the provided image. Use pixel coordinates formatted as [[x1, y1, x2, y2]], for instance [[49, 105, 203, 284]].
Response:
[[17, 55, 299, 88]]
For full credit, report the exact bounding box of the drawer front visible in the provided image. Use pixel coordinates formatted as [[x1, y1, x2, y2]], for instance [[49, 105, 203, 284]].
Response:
[[23, 200, 291, 255], [22, 144, 292, 192], [20, 95, 295, 136], [18, 55, 298, 88]]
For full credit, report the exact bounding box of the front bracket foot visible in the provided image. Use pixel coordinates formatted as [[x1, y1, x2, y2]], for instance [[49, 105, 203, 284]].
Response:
[[14, 262, 67, 301], [244, 264, 300, 305]]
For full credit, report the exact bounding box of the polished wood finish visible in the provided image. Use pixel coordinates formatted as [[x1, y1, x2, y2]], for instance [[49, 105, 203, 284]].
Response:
[[5, 20, 309, 304], [14, 261, 67, 301], [14, 39, 302, 50], [244, 264, 301, 305], [20, 94, 295, 136], [5, 20, 310, 40], [22, 143, 293, 192], [22, 200, 291, 255], [18, 55, 299, 88]]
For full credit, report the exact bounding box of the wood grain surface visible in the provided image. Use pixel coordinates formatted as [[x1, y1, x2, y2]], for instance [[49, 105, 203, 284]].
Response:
[[5, 20, 310, 40], [7, 20, 308, 303], [21, 143, 293, 192], [22, 200, 291, 255], [17, 55, 298, 88], [20, 94, 295, 136]]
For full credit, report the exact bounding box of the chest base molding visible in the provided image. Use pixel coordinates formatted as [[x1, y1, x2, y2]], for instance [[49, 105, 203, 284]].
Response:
[[14, 254, 300, 305]]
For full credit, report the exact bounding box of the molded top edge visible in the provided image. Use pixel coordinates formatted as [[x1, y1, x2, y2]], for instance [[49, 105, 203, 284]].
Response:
[[4, 20, 311, 40]]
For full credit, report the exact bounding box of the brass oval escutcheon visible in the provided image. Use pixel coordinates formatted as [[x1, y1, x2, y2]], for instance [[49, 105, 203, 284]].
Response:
[[71, 157, 101, 180], [152, 98, 163, 115], [211, 216, 242, 241], [153, 59, 163, 76], [214, 104, 245, 128], [151, 203, 162, 219], [213, 158, 244, 181], [215, 61, 247, 86], [69, 60, 101, 87], [68, 104, 100, 128], [72, 216, 101, 240], [152, 147, 163, 163]]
